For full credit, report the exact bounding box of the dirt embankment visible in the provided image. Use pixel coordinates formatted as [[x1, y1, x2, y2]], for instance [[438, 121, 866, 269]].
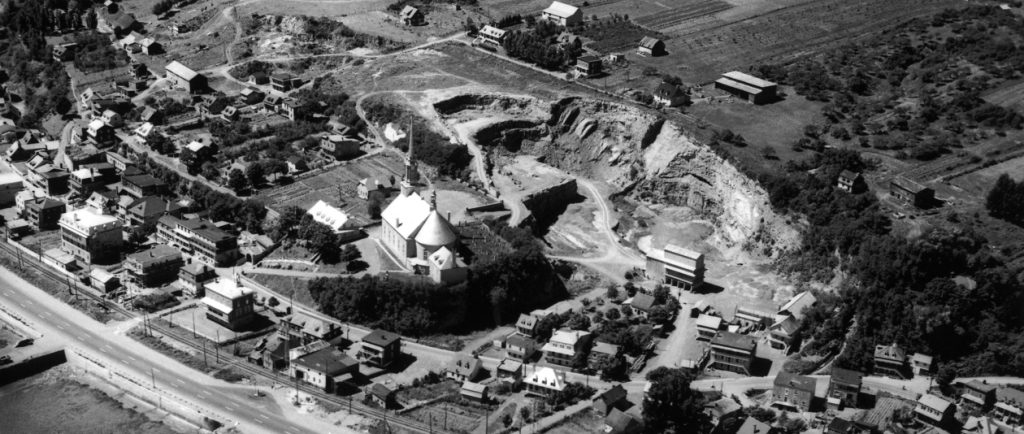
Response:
[[432, 94, 800, 256]]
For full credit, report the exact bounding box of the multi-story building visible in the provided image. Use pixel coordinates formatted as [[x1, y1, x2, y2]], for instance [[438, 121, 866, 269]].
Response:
[[916, 393, 955, 427], [710, 331, 756, 375], [911, 353, 934, 376], [506, 334, 538, 362], [773, 371, 815, 412], [696, 314, 723, 340], [515, 313, 539, 336], [523, 366, 566, 397], [873, 343, 907, 379], [125, 196, 181, 227], [25, 198, 66, 230], [541, 329, 591, 369], [444, 354, 482, 382], [541, 1, 582, 26], [837, 170, 867, 194], [828, 367, 863, 409], [121, 174, 166, 198], [156, 215, 239, 266], [178, 260, 216, 298], [961, 380, 997, 413], [124, 244, 184, 287], [645, 244, 705, 290], [201, 278, 255, 330], [357, 329, 401, 369], [59, 207, 123, 264]]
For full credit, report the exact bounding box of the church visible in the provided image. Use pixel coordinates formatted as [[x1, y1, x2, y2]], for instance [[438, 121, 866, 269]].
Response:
[[378, 139, 467, 285]]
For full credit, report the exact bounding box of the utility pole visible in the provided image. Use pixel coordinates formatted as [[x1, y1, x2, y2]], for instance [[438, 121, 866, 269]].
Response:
[[191, 310, 196, 338], [215, 329, 220, 363], [17, 246, 23, 269], [202, 339, 208, 368], [150, 367, 156, 389]]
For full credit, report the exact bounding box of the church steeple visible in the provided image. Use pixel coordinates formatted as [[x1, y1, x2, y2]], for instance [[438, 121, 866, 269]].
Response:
[[404, 123, 420, 184]]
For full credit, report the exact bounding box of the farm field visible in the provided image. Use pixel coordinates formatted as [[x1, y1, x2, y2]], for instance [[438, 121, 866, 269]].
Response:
[[258, 152, 406, 221], [983, 79, 1024, 113], [618, 0, 963, 83]]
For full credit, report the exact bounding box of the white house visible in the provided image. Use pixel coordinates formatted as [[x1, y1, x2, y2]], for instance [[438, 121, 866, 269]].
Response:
[[542, 1, 583, 26]]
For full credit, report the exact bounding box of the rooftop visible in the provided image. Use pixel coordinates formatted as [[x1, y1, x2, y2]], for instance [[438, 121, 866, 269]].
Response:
[[293, 347, 357, 374], [165, 61, 199, 81], [711, 331, 756, 352], [60, 207, 120, 232], [918, 393, 952, 413], [774, 371, 816, 393], [205, 278, 253, 299], [721, 71, 776, 89], [362, 329, 400, 348], [629, 293, 657, 312], [543, 1, 580, 18], [126, 244, 182, 267], [831, 367, 863, 385]]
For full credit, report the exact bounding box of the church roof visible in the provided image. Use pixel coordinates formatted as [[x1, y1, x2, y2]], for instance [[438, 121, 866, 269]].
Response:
[[381, 191, 431, 239], [414, 210, 458, 247]]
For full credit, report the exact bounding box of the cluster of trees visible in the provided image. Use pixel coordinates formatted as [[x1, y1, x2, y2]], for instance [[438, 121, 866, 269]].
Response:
[[502, 20, 583, 71], [151, 0, 177, 15], [225, 159, 290, 193], [137, 155, 268, 233], [642, 367, 707, 433], [759, 149, 1024, 377], [307, 223, 566, 335], [362, 99, 472, 179], [268, 206, 364, 267], [986, 174, 1024, 227], [756, 5, 1024, 162], [292, 87, 365, 134], [146, 133, 177, 155], [297, 16, 406, 52]]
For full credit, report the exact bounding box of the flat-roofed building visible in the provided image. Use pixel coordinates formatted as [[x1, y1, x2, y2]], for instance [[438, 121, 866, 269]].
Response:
[[121, 173, 166, 198], [59, 207, 123, 264], [714, 71, 778, 104], [479, 26, 506, 45], [696, 314, 722, 340], [645, 244, 705, 290], [710, 331, 756, 375], [574, 56, 602, 78], [357, 329, 401, 369], [542, 1, 582, 26], [828, 367, 862, 409], [202, 277, 255, 330], [125, 244, 183, 287], [911, 353, 934, 376]]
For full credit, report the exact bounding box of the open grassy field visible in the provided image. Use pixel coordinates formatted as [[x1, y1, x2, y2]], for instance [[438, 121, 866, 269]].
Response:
[[984, 79, 1024, 113], [340, 7, 489, 44], [687, 86, 824, 172], [238, 0, 392, 17]]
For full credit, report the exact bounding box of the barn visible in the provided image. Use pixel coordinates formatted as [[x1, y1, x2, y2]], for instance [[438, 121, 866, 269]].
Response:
[[636, 36, 665, 57], [714, 71, 777, 104], [165, 61, 207, 94]]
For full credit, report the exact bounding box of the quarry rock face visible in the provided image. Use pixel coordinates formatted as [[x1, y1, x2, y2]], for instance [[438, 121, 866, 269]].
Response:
[[433, 94, 800, 255]]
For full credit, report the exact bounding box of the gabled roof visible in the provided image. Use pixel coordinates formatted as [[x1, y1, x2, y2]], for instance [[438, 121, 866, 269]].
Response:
[[368, 382, 394, 399], [479, 25, 506, 39], [696, 314, 722, 330], [400, 5, 421, 18], [722, 71, 776, 89], [654, 83, 684, 99], [293, 347, 357, 374], [918, 393, 952, 413], [736, 417, 771, 434], [543, 1, 580, 18], [629, 293, 656, 312], [428, 246, 456, 270], [704, 397, 742, 417], [381, 191, 431, 238], [506, 334, 536, 349], [779, 291, 816, 320], [605, 408, 641, 434], [516, 313, 537, 330], [591, 341, 620, 356], [839, 169, 861, 180], [307, 200, 350, 232], [165, 61, 199, 81], [711, 331, 756, 352], [595, 384, 627, 406]]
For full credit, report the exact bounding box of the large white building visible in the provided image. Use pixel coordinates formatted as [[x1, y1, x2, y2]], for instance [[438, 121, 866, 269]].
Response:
[[542, 1, 582, 26], [380, 184, 462, 274], [645, 244, 705, 290], [202, 277, 255, 330], [59, 207, 123, 264]]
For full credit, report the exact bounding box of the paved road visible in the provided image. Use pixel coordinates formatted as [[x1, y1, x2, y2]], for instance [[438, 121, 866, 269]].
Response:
[[0, 266, 333, 434]]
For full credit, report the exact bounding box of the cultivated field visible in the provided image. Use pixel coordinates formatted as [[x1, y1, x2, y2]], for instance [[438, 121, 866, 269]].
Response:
[[984, 79, 1024, 113], [258, 152, 406, 220]]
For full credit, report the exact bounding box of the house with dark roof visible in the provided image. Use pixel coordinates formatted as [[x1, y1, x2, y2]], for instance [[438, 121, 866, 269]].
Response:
[[961, 380, 997, 413], [249, 71, 269, 85], [637, 36, 665, 57], [155, 215, 240, 266], [593, 384, 628, 416], [165, 61, 206, 93], [628, 293, 657, 319], [125, 244, 184, 287], [826, 417, 875, 434], [121, 173, 166, 198], [506, 334, 538, 361], [828, 367, 863, 409], [126, 196, 182, 227], [653, 83, 687, 107], [400, 6, 424, 26], [574, 55, 602, 78], [710, 331, 756, 375], [25, 198, 66, 230], [516, 313, 539, 336], [271, 73, 297, 93], [178, 260, 217, 298], [557, 32, 581, 49], [357, 330, 401, 369], [588, 341, 621, 373], [366, 383, 395, 408], [604, 408, 642, 434], [773, 371, 816, 412], [890, 177, 934, 208], [704, 397, 742, 427], [281, 312, 341, 345], [249, 335, 301, 370]]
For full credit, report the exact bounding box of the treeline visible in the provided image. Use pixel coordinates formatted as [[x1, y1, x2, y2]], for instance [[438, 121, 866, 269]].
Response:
[[307, 225, 567, 335], [502, 20, 583, 71], [987, 174, 1024, 227], [386, 0, 478, 13], [755, 5, 1024, 162], [362, 98, 471, 179], [763, 150, 1024, 377]]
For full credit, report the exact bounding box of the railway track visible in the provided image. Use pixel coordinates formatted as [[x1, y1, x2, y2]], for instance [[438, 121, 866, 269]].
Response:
[[0, 241, 438, 434]]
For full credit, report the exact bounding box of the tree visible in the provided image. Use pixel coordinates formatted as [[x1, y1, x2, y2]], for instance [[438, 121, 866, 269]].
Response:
[[605, 307, 621, 321], [606, 284, 619, 300], [520, 407, 531, 422], [179, 147, 199, 174], [465, 17, 478, 35], [986, 174, 1024, 226], [642, 367, 708, 433], [566, 312, 590, 331], [84, 8, 97, 29], [152, 0, 172, 15], [268, 296, 280, 307], [227, 168, 247, 193], [245, 162, 265, 188]]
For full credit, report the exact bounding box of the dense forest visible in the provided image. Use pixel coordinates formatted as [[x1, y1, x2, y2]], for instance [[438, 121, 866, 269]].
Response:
[[987, 174, 1024, 227], [756, 6, 1024, 160], [307, 224, 567, 335], [757, 149, 1024, 377]]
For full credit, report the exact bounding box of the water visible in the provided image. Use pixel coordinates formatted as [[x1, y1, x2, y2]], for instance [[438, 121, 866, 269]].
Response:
[[0, 367, 180, 434]]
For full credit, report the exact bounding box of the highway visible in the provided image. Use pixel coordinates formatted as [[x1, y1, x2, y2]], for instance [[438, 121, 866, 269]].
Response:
[[0, 240, 435, 434], [0, 265, 318, 434]]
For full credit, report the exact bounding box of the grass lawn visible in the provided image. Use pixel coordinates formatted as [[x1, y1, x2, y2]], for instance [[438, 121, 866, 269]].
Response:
[[250, 274, 316, 307]]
